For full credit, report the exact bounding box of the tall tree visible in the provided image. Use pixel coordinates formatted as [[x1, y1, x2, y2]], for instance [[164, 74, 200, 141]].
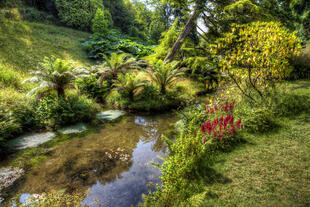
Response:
[[164, 0, 207, 62]]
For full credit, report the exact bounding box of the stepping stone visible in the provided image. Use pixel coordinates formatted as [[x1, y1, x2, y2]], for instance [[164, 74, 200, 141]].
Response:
[[0, 167, 24, 191], [58, 123, 87, 134], [8, 132, 56, 150], [96, 110, 126, 121]]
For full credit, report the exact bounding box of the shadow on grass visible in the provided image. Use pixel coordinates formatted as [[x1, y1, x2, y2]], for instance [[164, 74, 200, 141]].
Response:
[[196, 137, 250, 188]]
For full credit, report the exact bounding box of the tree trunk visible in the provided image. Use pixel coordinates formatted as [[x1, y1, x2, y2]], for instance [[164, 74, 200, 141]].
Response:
[[161, 85, 166, 95], [164, 1, 206, 62], [57, 87, 65, 98]]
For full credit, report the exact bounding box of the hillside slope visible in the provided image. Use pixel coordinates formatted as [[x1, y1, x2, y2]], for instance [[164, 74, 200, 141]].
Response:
[[0, 18, 93, 74]]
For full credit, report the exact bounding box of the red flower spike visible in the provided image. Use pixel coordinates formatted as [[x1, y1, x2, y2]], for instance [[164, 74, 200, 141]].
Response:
[[214, 104, 218, 111], [224, 115, 230, 125], [236, 119, 242, 129], [230, 115, 234, 125], [219, 115, 223, 124], [231, 127, 236, 134], [201, 124, 205, 134]]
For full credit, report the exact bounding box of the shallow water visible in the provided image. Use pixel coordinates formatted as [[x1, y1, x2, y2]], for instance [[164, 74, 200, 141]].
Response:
[[8, 113, 177, 207]]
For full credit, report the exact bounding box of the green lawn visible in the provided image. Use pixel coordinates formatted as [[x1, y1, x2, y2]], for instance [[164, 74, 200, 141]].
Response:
[[185, 81, 310, 207]]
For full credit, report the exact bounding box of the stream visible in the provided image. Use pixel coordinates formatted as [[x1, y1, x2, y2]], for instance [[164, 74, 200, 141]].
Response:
[[2, 113, 177, 207]]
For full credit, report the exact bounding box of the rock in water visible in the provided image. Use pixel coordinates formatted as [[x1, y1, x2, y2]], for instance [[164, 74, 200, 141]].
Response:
[[58, 123, 87, 134], [0, 167, 24, 192], [96, 110, 125, 121], [8, 132, 56, 150]]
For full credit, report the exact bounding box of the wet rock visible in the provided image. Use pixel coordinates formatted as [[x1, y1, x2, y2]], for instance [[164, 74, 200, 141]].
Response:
[[105, 148, 131, 162], [96, 110, 125, 121], [8, 132, 56, 150], [58, 123, 87, 134], [0, 167, 24, 193]]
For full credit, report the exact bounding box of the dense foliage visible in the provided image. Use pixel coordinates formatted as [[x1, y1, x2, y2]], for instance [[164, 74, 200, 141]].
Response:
[[82, 31, 154, 59], [91, 8, 112, 34], [1, 0, 310, 206], [215, 21, 301, 102], [55, 0, 103, 31]]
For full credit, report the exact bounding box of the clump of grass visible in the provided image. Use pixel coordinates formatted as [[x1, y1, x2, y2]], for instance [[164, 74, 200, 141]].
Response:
[[0, 67, 21, 88]]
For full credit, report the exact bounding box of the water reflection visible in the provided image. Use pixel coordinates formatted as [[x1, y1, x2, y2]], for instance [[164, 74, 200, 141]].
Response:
[[83, 140, 163, 207], [9, 113, 177, 207]]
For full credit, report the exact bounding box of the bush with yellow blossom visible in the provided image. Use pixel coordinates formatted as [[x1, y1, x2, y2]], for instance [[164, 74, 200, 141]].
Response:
[[214, 21, 301, 102]]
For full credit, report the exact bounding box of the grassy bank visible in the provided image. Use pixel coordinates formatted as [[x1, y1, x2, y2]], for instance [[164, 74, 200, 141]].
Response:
[[196, 112, 310, 207], [195, 81, 310, 207], [0, 18, 92, 74], [142, 80, 310, 207], [0, 18, 99, 146]]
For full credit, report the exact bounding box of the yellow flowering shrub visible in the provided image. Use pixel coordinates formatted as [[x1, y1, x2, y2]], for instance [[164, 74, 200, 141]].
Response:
[[214, 21, 302, 102]]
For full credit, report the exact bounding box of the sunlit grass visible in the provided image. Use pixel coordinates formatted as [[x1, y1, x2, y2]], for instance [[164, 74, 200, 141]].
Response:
[[0, 18, 93, 73], [181, 80, 310, 207]]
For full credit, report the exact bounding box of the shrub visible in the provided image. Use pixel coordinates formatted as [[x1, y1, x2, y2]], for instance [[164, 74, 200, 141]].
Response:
[[0, 89, 37, 142], [181, 57, 219, 84], [76, 75, 108, 102], [91, 8, 112, 34], [19, 7, 56, 24], [82, 31, 154, 59], [113, 73, 147, 101], [0, 104, 22, 142], [267, 88, 310, 116], [55, 0, 103, 31], [98, 53, 142, 85], [0, 0, 21, 8], [146, 100, 243, 206], [215, 21, 302, 102], [23, 56, 89, 98], [0, 8, 21, 20], [35, 95, 99, 128], [107, 84, 185, 112], [234, 87, 310, 133], [147, 60, 186, 95], [200, 101, 243, 148], [235, 102, 276, 133], [290, 43, 310, 79]]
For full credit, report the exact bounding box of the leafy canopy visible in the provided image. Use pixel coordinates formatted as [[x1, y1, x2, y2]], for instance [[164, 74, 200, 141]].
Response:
[[215, 21, 302, 102]]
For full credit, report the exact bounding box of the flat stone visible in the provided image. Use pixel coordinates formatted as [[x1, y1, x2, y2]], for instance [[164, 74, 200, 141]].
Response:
[[8, 132, 56, 150], [0, 167, 24, 191], [96, 110, 125, 121], [58, 123, 87, 134]]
